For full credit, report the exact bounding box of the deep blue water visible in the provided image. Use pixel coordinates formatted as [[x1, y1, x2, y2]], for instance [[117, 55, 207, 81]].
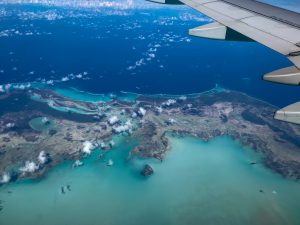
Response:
[[0, 2, 300, 107]]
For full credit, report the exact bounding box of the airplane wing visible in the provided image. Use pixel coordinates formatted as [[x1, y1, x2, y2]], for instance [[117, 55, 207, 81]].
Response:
[[148, 0, 300, 124]]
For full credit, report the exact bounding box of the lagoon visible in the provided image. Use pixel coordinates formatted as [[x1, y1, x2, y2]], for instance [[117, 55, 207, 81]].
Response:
[[0, 136, 300, 225]]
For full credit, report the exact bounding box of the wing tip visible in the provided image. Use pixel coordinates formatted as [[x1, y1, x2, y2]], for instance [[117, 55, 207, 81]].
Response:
[[274, 102, 300, 125], [263, 66, 300, 85]]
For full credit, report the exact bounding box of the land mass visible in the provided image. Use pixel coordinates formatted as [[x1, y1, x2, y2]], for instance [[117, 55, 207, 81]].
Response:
[[0, 87, 300, 183]]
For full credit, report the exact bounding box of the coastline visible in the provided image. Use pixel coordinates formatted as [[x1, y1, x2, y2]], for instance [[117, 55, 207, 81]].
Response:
[[0, 84, 299, 185]]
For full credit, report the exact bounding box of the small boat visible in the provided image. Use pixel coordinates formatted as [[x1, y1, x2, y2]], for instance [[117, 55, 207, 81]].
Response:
[[66, 185, 71, 191], [107, 159, 114, 167], [61, 186, 65, 194], [97, 153, 104, 160]]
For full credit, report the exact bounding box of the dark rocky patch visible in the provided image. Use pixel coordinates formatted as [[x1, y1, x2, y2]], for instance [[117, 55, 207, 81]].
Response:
[[141, 164, 154, 177], [220, 114, 228, 123], [48, 129, 57, 136], [241, 110, 266, 125], [2, 137, 10, 142], [23, 133, 39, 142]]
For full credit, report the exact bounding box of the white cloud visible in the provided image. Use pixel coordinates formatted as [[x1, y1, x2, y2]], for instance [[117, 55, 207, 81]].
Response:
[[46, 80, 54, 85], [108, 115, 119, 125], [138, 107, 146, 117], [0, 0, 162, 10], [162, 99, 176, 106], [127, 58, 145, 70], [73, 159, 84, 167], [179, 96, 187, 101], [100, 142, 106, 149], [38, 151, 47, 164], [136, 58, 145, 66], [5, 84, 11, 91], [107, 159, 114, 166], [168, 118, 176, 124], [148, 53, 155, 58], [112, 120, 133, 133], [15, 84, 26, 90], [156, 106, 163, 113], [6, 122, 15, 128], [19, 161, 39, 173], [131, 112, 137, 118], [113, 125, 127, 133], [127, 44, 160, 71], [0, 28, 50, 38], [0, 172, 10, 184], [41, 117, 49, 124], [61, 76, 69, 82], [82, 141, 93, 154], [149, 48, 157, 52]]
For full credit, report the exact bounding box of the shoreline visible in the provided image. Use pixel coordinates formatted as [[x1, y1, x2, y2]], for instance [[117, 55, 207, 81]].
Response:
[[0, 86, 300, 184], [0, 80, 280, 108]]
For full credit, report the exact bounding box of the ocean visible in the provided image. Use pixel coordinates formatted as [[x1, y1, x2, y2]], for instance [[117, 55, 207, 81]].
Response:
[[0, 3, 300, 107]]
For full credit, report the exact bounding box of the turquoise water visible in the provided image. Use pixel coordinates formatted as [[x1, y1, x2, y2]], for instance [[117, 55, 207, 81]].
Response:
[[48, 100, 97, 115], [29, 117, 54, 132], [50, 84, 223, 103], [51, 87, 113, 103], [1, 136, 300, 225], [52, 87, 139, 103]]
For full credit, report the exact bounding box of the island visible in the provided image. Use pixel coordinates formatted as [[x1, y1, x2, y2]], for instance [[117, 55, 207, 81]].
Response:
[[0, 86, 300, 184]]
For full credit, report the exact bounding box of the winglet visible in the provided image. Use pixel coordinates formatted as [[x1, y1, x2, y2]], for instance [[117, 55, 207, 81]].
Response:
[[274, 102, 300, 124], [263, 66, 300, 85], [189, 22, 253, 42], [189, 22, 227, 40], [146, 0, 183, 4]]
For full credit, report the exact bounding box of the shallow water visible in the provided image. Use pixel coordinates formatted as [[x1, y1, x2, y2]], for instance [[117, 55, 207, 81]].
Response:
[[28, 117, 54, 132], [0, 136, 300, 225], [51, 87, 112, 102]]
